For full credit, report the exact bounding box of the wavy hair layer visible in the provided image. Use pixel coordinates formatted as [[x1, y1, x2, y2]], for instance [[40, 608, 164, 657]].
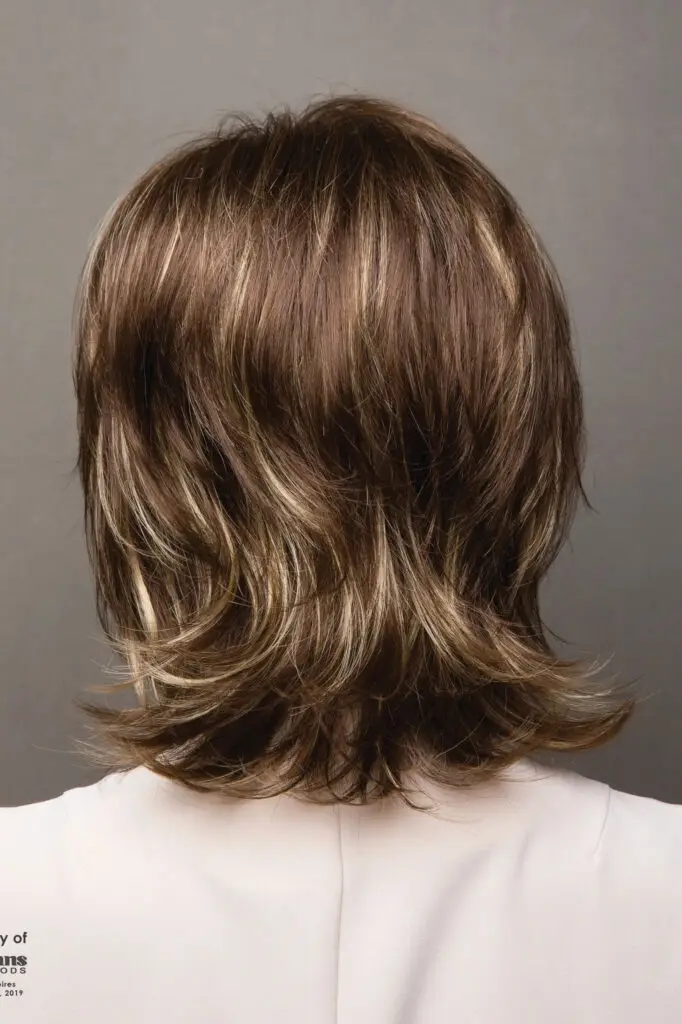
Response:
[[73, 95, 634, 808]]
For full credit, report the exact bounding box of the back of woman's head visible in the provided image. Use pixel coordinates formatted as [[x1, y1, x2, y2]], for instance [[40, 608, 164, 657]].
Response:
[[73, 94, 633, 807]]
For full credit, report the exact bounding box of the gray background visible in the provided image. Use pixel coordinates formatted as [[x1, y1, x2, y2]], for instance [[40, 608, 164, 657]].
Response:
[[1, 1, 680, 806]]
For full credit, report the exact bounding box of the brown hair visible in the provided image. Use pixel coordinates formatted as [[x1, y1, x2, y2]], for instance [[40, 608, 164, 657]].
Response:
[[72, 94, 634, 809]]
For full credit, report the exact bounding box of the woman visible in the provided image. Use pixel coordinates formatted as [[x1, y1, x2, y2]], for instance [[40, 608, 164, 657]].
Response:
[[2, 95, 680, 1022]]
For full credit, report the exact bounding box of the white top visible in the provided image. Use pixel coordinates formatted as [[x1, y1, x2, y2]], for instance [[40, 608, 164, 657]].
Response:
[[1, 758, 681, 1022]]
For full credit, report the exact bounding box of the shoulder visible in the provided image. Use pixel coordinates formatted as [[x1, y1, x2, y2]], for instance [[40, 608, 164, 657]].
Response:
[[481, 760, 682, 915], [589, 779, 682, 999], [0, 783, 84, 935], [0, 771, 138, 900], [595, 782, 682, 889], [505, 757, 682, 839], [524, 762, 682, 945], [0, 766, 156, 837], [540, 761, 682, 867], [0, 787, 73, 865], [0, 769, 164, 945], [520, 759, 682, 865]]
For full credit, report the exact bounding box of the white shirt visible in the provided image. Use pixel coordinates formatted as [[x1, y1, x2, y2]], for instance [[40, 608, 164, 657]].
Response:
[[1, 758, 681, 1022]]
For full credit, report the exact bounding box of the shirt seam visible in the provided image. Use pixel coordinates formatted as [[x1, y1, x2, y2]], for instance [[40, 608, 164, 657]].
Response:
[[592, 782, 613, 862], [334, 802, 345, 1024]]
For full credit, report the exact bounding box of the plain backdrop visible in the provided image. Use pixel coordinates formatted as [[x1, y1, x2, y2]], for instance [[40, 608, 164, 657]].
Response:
[[0, 0, 680, 806]]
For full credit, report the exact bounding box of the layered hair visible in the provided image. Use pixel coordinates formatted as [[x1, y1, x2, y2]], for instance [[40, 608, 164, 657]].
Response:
[[73, 95, 634, 808]]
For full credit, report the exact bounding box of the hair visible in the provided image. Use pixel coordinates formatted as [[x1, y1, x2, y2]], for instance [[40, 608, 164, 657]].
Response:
[[72, 94, 635, 810]]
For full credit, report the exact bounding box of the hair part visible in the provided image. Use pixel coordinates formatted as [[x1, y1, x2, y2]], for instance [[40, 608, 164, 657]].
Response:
[[72, 94, 635, 809]]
